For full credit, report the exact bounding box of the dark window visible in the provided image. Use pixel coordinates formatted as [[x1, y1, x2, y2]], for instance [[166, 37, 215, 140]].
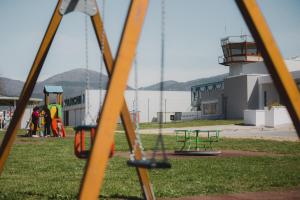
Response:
[[203, 103, 218, 115], [64, 111, 69, 126], [264, 91, 267, 107]]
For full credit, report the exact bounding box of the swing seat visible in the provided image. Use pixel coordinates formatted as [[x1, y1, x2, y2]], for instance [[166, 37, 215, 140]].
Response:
[[127, 159, 171, 169], [74, 125, 115, 159], [74, 125, 97, 131], [75, 150, 90, 159]]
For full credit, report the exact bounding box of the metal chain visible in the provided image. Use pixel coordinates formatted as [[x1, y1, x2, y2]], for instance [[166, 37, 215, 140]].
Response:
[[84, 0, 95, 125], [130, 55, 146, 161], [99, 0, 105, 109], [152, 0, 168, 161]]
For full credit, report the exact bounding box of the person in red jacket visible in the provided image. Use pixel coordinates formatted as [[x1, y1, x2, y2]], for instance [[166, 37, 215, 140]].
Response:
[[31, 106, 39, 136]]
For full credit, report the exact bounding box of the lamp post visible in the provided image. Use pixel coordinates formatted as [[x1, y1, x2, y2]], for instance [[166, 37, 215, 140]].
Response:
[[164, 98, 167, 123]]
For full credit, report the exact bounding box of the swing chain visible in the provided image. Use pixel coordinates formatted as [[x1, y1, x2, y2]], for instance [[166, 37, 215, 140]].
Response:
[[84, 0, 96, 125], [152, 0, 168, 161], [127, 0, 171, 169], [99, 0, 105, 108], [130, 56, 146, 161]]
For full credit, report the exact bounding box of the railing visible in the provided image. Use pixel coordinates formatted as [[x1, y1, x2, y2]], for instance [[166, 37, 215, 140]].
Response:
[[218, 54, 263, 65], [221, 35, 254, 45]]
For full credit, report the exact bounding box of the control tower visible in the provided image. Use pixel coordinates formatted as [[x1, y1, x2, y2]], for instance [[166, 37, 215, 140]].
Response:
[[218, 35, 264, 76]]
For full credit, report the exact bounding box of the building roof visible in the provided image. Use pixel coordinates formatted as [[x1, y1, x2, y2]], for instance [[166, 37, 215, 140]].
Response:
[[44, 85, 63, 94], [0, 96, 42, 106], [259, 70, 300, 85]]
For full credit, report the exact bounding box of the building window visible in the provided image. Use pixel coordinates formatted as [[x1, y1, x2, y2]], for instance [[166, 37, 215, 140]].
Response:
[[203, 103, 217, 115], [264, 91, 267, 107], [193, 92, 197, 101]]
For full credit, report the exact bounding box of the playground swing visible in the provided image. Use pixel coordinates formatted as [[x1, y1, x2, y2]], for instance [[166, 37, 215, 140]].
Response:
[[1, 0, 298, 199], [127, 0, 171, 169], [73, 0, 114, 159]]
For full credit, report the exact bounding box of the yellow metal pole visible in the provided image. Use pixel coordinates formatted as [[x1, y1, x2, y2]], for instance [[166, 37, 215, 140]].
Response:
[[91, 9, 155, 200], [236, 0, 300, 134], [0, 0, 63, 174], [79, 1, 149, 199]]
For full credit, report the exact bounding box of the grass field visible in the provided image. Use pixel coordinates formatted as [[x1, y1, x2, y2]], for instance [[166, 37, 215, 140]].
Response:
[[0, 129, 299, 199]]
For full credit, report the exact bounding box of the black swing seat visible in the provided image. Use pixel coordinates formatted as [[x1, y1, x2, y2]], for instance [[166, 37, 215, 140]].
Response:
[[76, 150, 90, 159], [127, 159, 171, 169], [74, 125, 97, 131]]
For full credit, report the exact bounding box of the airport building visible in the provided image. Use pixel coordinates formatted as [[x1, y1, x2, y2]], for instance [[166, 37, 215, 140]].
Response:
[[191, 35, 300, 125]]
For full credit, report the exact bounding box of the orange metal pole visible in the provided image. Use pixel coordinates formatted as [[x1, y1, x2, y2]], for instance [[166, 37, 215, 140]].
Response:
[[0, 0, 63, 174], [79, 1, 149, 199], [91, 128, 95, 143], [81, 130, 85, 152], [91, 6, 155, 200], [236, 0, 300, 135], [75, 131, 81, 157]]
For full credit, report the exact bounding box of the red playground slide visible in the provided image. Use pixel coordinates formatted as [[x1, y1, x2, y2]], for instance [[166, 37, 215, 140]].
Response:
[[51, 118, 66, 137]]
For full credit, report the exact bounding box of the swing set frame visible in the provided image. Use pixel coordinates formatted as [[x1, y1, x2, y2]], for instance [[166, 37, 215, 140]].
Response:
[[0, 0, 299, 200]]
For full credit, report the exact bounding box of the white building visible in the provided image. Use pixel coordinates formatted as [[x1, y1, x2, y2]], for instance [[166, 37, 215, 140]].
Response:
[[63, 90, 191, 126], [0, 96, 42, 129], [191, 35, 300, 127]]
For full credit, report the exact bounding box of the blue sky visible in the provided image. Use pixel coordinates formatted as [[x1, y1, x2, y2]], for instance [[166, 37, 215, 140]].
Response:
[[0, 0, 299, 87]]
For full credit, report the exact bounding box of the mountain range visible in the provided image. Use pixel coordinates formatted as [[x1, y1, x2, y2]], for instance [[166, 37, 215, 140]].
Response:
[[0, 68, 228, 98]]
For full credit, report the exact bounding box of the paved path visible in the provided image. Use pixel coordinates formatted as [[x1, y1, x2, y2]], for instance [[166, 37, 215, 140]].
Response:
[[117, 124, 299, 141]]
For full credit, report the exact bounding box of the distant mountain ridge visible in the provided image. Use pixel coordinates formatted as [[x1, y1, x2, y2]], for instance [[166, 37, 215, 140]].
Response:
[[0, 68, 110, 98], [32, 68, 110, 98], [139, 73, 228, 91], [0, 68, 228, 98]]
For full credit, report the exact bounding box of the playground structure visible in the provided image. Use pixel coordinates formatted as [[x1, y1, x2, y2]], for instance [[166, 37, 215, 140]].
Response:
[[44, 85, 66, 137], [0, 0, 299, 200]]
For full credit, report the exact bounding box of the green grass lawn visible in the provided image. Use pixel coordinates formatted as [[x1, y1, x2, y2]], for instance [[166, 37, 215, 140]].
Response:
[[0, 130, 298, 199]]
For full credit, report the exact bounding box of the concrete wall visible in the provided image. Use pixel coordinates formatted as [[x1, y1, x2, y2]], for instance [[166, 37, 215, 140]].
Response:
[[261, 83, 280, 107], [157, 112, 175, 123], [244, 109, 265, 126], [247, 75, 260, 109], [265, 107, 292, 127], [224, 75, 259, 119], [229, 63, 243, 76], [224, 75, 248, 119], [242, 61, 268, 75]]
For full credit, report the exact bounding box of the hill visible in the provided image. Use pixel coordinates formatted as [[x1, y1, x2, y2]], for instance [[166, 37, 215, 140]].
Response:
[[32, 68, 110, 98], [0, 69, 228, 98], [139, 73, 228, 91], [0, 68, 110, 98], [0, 77, 24, 97]]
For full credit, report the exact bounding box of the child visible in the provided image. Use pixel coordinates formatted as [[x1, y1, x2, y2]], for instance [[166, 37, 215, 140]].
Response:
[[31, 106, 39, 136], [43, 106, 52, 137]]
